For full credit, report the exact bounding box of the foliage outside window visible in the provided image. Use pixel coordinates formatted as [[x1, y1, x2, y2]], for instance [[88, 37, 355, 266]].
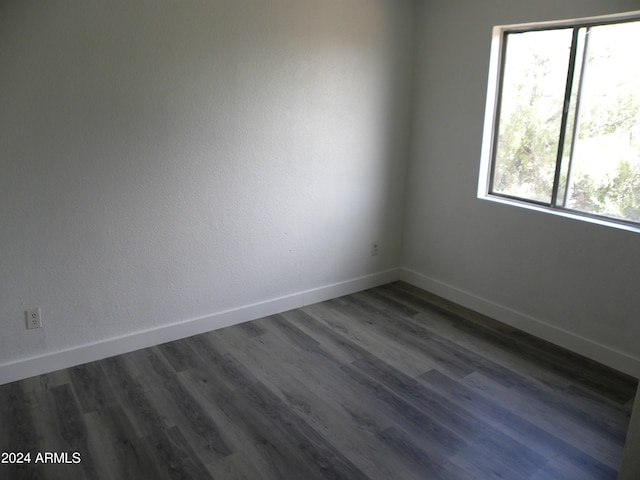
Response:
[[484, 16, 640, 226]]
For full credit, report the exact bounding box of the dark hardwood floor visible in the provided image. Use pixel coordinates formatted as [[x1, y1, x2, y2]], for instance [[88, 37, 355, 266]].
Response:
[[0, 281, 636, 479]]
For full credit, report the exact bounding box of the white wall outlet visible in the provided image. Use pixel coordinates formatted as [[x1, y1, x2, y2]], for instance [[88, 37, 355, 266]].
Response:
[[371, 241, 379, 256], [26, 308, 42, 329]]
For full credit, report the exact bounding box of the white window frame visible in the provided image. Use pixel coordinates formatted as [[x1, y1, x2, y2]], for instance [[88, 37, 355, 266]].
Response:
[[478, 10, 640, 233]]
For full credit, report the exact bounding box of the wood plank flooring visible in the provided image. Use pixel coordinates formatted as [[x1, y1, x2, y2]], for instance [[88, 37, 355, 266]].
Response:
[[0, 281, 636, 479]]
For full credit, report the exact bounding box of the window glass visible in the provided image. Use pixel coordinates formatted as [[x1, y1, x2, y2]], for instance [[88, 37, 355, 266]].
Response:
[[563, 21, 640, 222], [492, 29, 572, 203], [485, 16, 640, 227]]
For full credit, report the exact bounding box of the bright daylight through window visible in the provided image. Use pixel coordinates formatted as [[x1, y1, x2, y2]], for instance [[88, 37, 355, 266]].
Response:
[[482, 14, 640, 227]]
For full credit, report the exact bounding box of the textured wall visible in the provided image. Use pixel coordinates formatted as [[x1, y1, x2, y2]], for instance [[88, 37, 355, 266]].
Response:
[[0, 0, 414, 367], [404, 0, 640, 374]]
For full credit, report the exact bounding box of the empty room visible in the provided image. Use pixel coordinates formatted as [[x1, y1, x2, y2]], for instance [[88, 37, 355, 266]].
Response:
[[1, 0, 639, 479]]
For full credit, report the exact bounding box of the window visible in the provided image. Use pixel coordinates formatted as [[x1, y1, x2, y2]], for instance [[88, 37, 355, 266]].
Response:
[[479, 13, 640, 228]]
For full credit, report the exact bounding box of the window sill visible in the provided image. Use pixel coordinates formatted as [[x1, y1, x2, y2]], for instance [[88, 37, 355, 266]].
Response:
[[478, 193, 640, 235]]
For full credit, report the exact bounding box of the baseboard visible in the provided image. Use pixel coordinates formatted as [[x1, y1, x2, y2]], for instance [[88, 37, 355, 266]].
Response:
[[400, 267, 640, 379], [0, 268, 401, 386], [7, 266, 634, 385]]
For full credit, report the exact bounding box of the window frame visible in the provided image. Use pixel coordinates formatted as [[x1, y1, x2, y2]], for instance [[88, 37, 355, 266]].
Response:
[[478, 11, 640, 233]]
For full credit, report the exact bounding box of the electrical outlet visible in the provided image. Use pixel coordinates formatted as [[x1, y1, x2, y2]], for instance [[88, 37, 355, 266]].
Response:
[[371, 241, 379, 256], [26, 308, 42, 329]]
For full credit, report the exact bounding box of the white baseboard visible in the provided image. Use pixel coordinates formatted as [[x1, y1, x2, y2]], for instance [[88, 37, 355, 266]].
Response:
[[6, 266, 635, 385], [0, 268, 401, 386], [400, 267, 640, 378]]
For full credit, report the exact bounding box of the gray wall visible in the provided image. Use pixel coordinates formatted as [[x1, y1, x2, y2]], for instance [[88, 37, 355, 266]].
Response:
[[0, 0, 414, 369], [403, 0, 640, 375]]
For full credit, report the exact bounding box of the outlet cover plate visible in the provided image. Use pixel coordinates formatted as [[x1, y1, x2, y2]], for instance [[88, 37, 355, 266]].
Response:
[[26, 308, 42, 329]]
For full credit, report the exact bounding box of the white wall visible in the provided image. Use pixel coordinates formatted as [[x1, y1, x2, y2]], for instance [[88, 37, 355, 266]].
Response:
[[403, 0, 640, 376], [0, 0, 415, 380], [4, 0, 638, 384]]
